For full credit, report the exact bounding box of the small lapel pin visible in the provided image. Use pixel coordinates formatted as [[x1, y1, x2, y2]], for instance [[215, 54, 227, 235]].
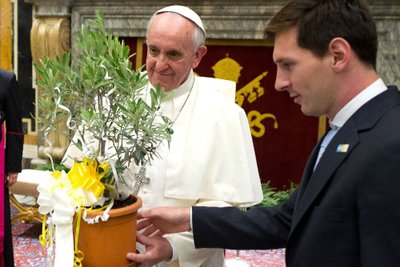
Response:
[[336, 144, 349, 153]]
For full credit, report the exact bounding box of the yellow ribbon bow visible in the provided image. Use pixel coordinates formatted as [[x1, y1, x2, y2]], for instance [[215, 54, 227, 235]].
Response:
[[67, 157, 109, 198]]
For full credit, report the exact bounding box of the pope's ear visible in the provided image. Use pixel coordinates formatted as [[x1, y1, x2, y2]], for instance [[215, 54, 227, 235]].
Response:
[[329, 37, 351, 72], [192, 45, 207, 69]]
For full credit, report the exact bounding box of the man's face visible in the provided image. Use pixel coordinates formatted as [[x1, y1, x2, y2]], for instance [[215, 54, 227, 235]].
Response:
[[146, 13, 206, 92], [273, 27, 337, 118]]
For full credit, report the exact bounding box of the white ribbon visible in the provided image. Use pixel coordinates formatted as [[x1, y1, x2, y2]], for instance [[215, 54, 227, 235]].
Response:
[[37, 175, 77, 267], [52, 194, 76, 267], [54, 86, 76, 131], [37, 171, 110, 267], [82, 199, 113, 224], [43, 86, 76, 170]]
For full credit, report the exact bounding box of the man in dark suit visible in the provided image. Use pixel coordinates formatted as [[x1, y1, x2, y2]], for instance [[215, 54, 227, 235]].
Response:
[[0, 69, 24, 267], [127, 0, 400, 266]]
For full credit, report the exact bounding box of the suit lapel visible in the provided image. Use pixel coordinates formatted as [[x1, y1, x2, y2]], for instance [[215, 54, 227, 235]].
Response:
[[295, 137, 323, 201], [289, 86, 400, 236], [291, 124, 359, 231]]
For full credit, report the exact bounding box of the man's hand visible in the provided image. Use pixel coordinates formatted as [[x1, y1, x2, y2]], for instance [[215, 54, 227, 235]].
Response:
[[6, 172, 18, 187], [126, 207, 191, 266], [137, 207, 191, 235]]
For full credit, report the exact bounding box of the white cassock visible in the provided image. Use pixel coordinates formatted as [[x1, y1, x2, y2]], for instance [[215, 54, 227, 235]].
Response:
[[62, 70, 263, 267], [133, 70, 263, 267]]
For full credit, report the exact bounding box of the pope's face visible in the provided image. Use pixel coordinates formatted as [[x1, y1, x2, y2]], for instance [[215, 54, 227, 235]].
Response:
[[146, 13, 206, 92], [273, 27, 337, 118]]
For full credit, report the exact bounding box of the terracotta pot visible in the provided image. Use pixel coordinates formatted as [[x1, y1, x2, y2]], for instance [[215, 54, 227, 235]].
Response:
[[76, 195, 142, 267]]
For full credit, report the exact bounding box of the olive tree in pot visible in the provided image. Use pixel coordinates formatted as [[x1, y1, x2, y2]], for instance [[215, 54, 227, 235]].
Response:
[[34, 12, 173, 267]]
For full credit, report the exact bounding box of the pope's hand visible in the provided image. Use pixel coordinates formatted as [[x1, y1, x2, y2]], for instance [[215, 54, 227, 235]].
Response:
[[126, 234, 173, 267], [127, 207, 191, 265]]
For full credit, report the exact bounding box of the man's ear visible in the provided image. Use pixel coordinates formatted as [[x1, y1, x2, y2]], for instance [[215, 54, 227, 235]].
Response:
[[328, 37, 351, 72], [192, 45, 207, 69]]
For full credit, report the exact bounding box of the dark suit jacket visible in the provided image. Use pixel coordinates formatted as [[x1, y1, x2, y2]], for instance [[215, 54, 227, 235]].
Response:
[[0, 69, 24, 173], [192, 86, 400, 267], [0, 69, 24, 267]]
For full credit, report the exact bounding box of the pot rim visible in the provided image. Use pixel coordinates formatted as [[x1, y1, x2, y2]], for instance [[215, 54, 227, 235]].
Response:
[[84, 194, 142, 218]]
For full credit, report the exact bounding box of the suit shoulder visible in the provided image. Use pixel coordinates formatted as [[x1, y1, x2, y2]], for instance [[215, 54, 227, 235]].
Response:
[[0, 69, 15, 84]]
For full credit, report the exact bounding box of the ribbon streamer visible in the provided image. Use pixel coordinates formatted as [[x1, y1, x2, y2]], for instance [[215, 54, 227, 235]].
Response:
[[37, 158, 111, 267]]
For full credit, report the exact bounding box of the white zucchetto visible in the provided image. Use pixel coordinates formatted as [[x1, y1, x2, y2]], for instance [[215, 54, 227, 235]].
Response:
[[155, 5, 206, 36]]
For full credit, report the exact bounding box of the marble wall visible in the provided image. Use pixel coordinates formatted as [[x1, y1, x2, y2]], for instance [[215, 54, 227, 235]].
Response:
[[376, 19, 400, 86]]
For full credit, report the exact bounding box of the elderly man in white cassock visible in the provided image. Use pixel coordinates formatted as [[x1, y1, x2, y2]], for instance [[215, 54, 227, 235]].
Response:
[[124, 5, 263, 267]]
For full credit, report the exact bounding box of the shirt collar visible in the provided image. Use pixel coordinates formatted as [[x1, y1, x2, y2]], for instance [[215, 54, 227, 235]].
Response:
[[169, 69, 194, 98], [330, 78, 387, 128], [148, 69, 194, 98]]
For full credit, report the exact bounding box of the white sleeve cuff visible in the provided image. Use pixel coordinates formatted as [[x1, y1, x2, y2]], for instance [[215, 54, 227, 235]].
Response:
[[164, 236, 178, 263], [164, 207, 193, 264], [190, 206, 193, 231]]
